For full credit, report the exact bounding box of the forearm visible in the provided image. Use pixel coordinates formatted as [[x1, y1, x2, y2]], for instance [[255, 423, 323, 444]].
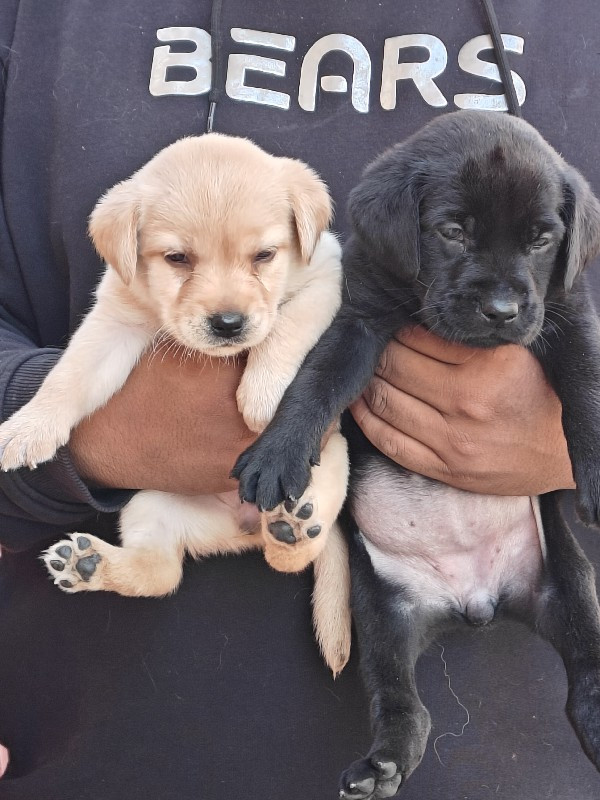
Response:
[[0, 343, 132, 550]]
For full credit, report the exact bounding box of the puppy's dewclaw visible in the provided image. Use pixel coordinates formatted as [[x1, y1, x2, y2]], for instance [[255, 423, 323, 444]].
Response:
[[11, 133, 351, 673]]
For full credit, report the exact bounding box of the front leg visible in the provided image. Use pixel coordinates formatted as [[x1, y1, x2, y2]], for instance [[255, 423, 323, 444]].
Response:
[[0, 275, 154, 470], [237, 231, 342, 433], [260, 430, 349, 573], [533, 287, 600, 526], [339, 526, 432, 798], [232, 314, 388, 510]]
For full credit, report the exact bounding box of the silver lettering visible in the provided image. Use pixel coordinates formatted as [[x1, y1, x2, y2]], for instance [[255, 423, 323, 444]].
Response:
[[231, 27, 296, 52], [149, 27, 211, 97], [298, 34, 371, 113], [226, 53, 290, 109], [380, 34, 448, 109], [454, 34, 526, 111]]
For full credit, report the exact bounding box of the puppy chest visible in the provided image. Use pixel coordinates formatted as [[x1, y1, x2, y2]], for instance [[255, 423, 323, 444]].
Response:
[[351, 469, 544, 612]]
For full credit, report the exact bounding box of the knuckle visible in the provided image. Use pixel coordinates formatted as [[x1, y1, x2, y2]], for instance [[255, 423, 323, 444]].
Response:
[[444, 423, 480, 460], [452, 393, 495, 423], [379, 436, 404, 462], [366, 379, 389, 417]]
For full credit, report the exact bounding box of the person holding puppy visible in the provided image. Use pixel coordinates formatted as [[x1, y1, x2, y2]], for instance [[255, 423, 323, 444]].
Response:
[[0, 1, 597, 797]]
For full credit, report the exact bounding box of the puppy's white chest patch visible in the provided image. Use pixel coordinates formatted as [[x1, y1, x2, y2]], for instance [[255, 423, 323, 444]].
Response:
[[352, 467, 544, 615]]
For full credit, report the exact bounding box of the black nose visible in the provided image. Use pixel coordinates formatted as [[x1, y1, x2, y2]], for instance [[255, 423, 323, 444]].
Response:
[[480, 298, 519, 324], [209, 312, 245, 339]]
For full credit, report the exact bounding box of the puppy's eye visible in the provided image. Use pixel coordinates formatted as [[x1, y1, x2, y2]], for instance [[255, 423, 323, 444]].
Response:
[[165, 252, 190, 266], [438, 225, 465, 243], [253, 248, 276, 265], [531, 235, 552, 250]]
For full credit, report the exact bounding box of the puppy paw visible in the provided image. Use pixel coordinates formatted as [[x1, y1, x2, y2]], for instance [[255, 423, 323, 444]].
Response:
[[262, 494, 326, 573], [0, 413, 67, 471], [266, 495, 323, 547], [236, 375, 286, 434], [42, 534, 104, 593], [232, 432, 316, 511], [339, 757, 403, 800], [574, 471, 600, 527], [567, 667, 600, 769]]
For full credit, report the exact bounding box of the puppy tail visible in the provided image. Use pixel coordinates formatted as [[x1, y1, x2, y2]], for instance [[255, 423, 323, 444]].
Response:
[[312, 522, 351, 677]]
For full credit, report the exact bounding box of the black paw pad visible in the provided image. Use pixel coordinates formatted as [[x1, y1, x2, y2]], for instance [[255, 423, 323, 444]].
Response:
[[77, 536, 91, 550], [307, 525, 321, 538], [75, 553, 101, 581], [50, 560, 65, 571], [296, 502, 313, 520], [59, 580, 74, 589], [56, 545, 72, 559], [268, 521, 296, 544]]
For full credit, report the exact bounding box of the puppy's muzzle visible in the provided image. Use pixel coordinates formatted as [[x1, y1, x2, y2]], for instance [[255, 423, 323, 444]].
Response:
[[209, 311, 246, 339]]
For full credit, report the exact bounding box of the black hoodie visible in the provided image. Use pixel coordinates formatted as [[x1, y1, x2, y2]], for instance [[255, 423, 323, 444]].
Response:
[[1, 2, 600, 798]]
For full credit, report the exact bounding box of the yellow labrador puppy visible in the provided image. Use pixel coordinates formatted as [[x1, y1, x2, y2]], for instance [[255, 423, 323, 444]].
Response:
[[0, 135, 350, 674]]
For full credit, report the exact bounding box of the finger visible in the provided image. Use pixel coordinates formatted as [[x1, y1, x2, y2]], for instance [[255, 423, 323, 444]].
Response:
[[0, 744, 9, 778], [394, 325, 480, 365], [375, 340, 461, 413], [361, 376, 449, 447], [350, 395, 450, 480]]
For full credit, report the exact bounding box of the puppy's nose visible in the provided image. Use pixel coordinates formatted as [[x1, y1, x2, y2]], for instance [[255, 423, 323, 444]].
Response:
[[480, 298, 519, 324], [209, 312, 245, 338]]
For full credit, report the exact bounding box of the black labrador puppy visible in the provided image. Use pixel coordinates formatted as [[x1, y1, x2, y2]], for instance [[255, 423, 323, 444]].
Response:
[[232, 111, 600, 797]]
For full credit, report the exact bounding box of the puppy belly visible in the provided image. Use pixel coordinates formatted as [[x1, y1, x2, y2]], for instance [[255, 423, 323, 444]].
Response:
[[351, 465, 544, 616]]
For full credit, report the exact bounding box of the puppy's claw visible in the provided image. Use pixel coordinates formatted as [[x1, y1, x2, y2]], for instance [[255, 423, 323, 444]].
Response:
[[339, 757, 402, 800]]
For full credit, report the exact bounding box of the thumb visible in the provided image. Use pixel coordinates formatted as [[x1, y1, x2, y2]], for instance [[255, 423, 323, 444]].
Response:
[[0, 744, 9, 777]]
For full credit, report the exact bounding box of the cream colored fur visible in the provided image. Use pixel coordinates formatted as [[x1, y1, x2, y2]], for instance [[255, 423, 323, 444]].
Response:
[[0, 135, 351, 675]]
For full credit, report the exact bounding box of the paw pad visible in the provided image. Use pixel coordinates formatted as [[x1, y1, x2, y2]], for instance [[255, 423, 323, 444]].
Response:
[[265, 494, 323, 547], [42, 533, 103, 593]]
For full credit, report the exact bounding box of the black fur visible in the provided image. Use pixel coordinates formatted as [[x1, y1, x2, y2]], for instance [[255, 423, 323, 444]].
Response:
[[232, 111, 600, 794]]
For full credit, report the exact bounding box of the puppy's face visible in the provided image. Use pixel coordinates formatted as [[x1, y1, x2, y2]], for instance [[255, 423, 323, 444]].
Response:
[[415, 150, 565, 347], [89, 135, 331, 356], [349, 111, 600, 348]]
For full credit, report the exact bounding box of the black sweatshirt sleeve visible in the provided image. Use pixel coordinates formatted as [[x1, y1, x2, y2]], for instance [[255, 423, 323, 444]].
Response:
[[0, 6, 132, 551]]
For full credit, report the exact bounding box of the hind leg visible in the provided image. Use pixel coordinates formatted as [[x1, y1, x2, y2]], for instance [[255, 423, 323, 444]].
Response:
[[339, 528, 434, 799], [531, 492, 600, 769], [44, 490, 262, 597]]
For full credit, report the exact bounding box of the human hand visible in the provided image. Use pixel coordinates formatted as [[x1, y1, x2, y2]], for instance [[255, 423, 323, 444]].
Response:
[[0, 743, 8, 778], [350, 326, 575, 496], [69, 350, 256, 495]]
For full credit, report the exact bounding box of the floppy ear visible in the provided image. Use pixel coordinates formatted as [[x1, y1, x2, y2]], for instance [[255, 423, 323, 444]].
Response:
[[281, 158, 333, 262], [88, 178, 140, 285], [559, 166, 600, 291], [348, 147, 421, 282]]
